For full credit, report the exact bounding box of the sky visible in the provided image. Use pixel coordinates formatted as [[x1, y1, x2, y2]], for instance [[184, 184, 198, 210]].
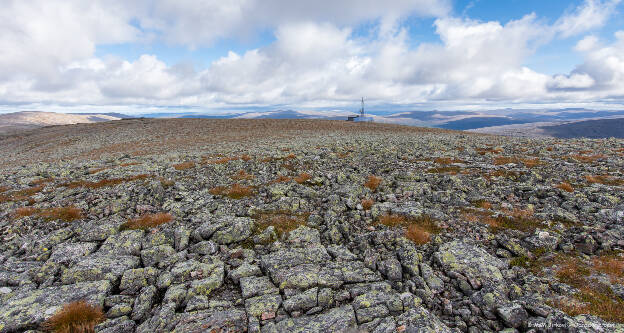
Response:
[[1, 0, 624, 115]]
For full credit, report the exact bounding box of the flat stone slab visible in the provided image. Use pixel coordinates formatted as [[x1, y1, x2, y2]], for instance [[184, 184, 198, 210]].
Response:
[[0, 280, 111, 332], [60, 255, 140, 284]]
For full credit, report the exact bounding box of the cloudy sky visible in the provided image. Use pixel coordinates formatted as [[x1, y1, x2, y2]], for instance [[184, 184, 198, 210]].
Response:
[[1, 0, 623, 115]]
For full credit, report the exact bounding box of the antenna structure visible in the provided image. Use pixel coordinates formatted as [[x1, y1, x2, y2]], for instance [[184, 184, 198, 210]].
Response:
[[360, 97, 365, 118]]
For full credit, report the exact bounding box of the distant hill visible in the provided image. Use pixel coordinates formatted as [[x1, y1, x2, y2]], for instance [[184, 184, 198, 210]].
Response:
[[540, 118, 624, 139], [437, 117, 534, 130], [0, 111, 122, 135]]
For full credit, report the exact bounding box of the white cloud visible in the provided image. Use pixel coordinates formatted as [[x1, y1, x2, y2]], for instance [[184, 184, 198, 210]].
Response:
[[135, 0, 451, 47], [0, 0, 139, 82], [0, 0, 624, 112], [554, 0, 621, 38]]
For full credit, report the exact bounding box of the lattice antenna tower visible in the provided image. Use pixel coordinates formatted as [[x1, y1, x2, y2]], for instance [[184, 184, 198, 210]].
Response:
[[360, 97, 365, 118]]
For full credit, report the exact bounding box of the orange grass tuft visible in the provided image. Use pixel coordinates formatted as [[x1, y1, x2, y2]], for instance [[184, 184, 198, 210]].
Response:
[[405, 224, 430, 245], [361, 199, 374, 210], [556, 182, 575, 192], [571, 154, 605, 163], [120, 212, 173, 230], [209, 184, 255, 199], [42, 300, 105, 333], [173, 161, 195, 170], [364, 175, 382, 191], [12, 207, 37, 218], [62, 175, 149, 189], [39, 206, 83, 222], [434, 157, 464, 165], [585, 175, 624, 186], [521, 158, 541, 168], [294, 172, 312, 184], [493, 156, 519, 165], [231, 170, 254, 181]]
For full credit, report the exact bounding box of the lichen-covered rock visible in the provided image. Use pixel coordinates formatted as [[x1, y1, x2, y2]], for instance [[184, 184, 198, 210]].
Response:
[[395, 306, 455, 333], [261, 305, 357, 333], [0, 280, 111, 332], [240, 276, 279, 299], [433, 241, 506, 286], [141, 244, 177, 268], [211, 216, 254, 244], [283, 287, 318, 313], [98, 230, 144, 256], [47, 242, 98, 265], [119, 267, 159, 294], [245, 294, 282, 317], [61, 255, 140, 284], [173, 309, 247, 332]]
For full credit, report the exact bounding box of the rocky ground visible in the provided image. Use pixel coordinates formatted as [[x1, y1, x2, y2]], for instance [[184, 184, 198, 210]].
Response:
[[0, 119, 623, 332]]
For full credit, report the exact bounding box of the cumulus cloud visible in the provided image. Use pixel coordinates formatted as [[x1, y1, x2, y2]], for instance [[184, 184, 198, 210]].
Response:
[[554, 0, 621, 38], [0, 0, 623, 112], [135, 0, 451, 47]]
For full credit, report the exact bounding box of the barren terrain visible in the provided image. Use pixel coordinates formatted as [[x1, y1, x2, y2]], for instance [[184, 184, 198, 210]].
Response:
[[0, 119, 623, 332]]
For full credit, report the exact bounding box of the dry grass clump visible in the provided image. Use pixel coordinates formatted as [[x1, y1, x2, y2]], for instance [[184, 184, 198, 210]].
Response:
[[361, 199, 374, 210], [434, 157, 464, 165], [173, 161, 195, 170], [209, 184, 255, 199], [585, 174, 624, 186], [209, 156, 239, 165], [549, 255, 624, 323], [493, 156, 519, 165], [592, 253, 624, 284], [269, 175, 291, 184], [1, 184, 46, 205], [12, 207, 37, 218], [405, 224, 430, 245], [159, 177, 175, 188], [520, 158, 541, 168], [120, 212, 173, 231], [376, 214, 440, 245], [88, 167, 109, 174], [294, 172, 312, 184], [570, 154, 605, 163], [461, 207, 542, 233], [39, 206, 83, 222], [477, 147, 503, 155], [364, 175, 382, 191], [427, 166, 461, 175], [472, 199, 492, 210], [556, 182, 575, 192], [253, 212, 310, 239], [482, 169, 522, 181], [62, 174, 149, 189], [42, 300, 105, 333], [231, 170, 254, 181]]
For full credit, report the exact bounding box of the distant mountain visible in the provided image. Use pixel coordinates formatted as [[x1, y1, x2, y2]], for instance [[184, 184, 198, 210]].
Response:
[[0, 111, 122, 135], [540, 118, 624, 139], [75, 112, 133, 119], [437, 117, 535, 130]]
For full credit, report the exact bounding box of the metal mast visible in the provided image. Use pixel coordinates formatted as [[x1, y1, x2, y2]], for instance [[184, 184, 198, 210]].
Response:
[[360, 97, 365, 118]]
